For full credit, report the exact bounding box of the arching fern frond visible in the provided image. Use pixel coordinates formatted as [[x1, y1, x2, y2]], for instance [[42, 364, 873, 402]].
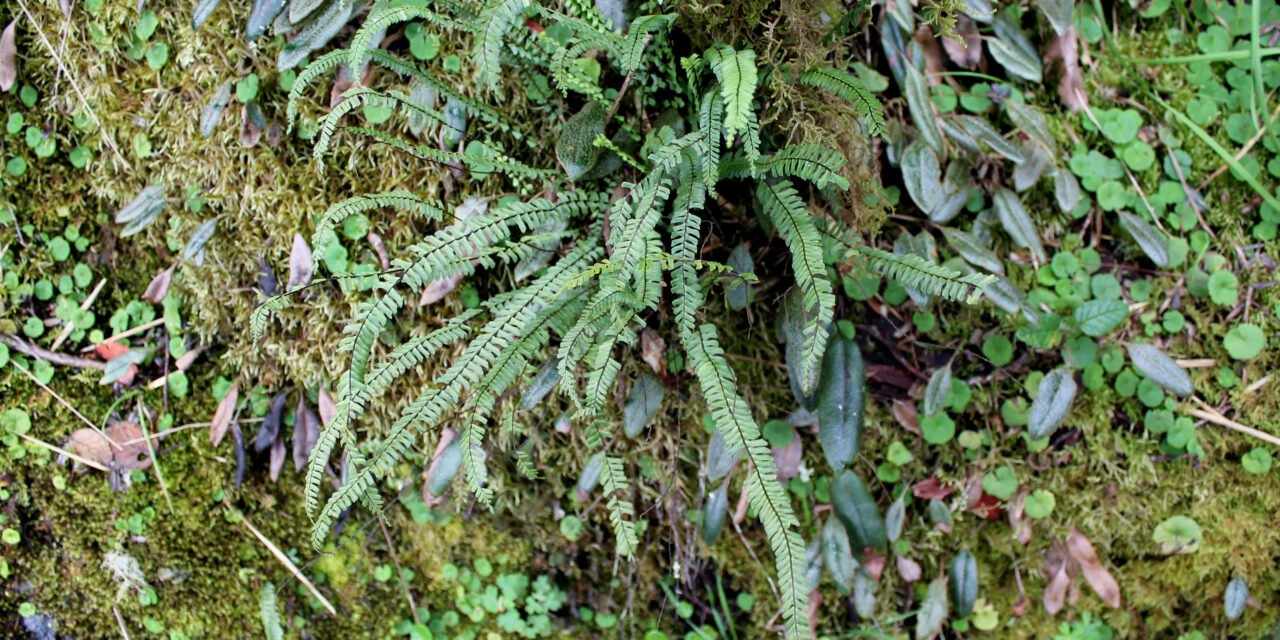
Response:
[[619, 13, 676, 71], [797, 66, 887, 136], [310, 190, 445, 274], [705, 44, 758, 140], [757, 144, 851, 191], [756, 179, 834, 397], [600, 456, 639, 555], [343, 126, 554, 178], [472, 0, 532, 91], [853, 245, 998, 304], [346, 3, 472, 77]]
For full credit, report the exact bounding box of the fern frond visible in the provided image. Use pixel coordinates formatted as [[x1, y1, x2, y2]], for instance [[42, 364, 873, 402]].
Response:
[[311, 190, 445, 273], [705, 45, 758, 140], [364, 50, 511, 128], [472, 0, 532, 91], [286, 48, 349, 132], [756, 179, 834, 397], [347, 4, 472, 77], [853, 245, 997, 304], [600, 455, 639, 555], [344, 126, 554, 177], [796, 66, 887, 136], [619, 14, 676, 71], [260, 583, 283, 640], [547, 39, 607, 99], [683, 323, 809, 640], [757, 144, 851, 191]]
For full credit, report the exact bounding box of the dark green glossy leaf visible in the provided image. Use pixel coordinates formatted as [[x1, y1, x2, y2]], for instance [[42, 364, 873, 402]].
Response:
[[822, 516, 856, 593], [817, 333, 866, 471], [949, 551, 978, 616], [832, 470, 886, 554], [556, 101, 607, 181]]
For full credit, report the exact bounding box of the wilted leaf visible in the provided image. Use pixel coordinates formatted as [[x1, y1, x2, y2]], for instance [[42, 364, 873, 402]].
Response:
[[1118, 211, 1171, 267], [1066, 528, 1122, 608], [67, 428, 112, 466], [141, 263, 176, 304], [832, 470, 887, 554], [1028, 367, 1076, 438], [702, 483, 729, 544], [897, 555, 922, 582], [902, 141, 942, 212], [1, 20, 18, 92], [116, 186, 167, 238], [292, 396, 320, 471], [557, 101, 607, 181], [1225, 576, 1249, 621], [255, 392, 288, 452], [912, 25, 946, 84], [993, 187, 1047, 262], [1046, 27, 1087, 112], [1042, 544, 1072, 614], [816, 333, 866, 471], [913, 476, 954, 500], [893, 400, 921, 435], [1074, 299, 1130, 337], [950, 551, 978, 616], [1127, 343, 1194, 395], [287, 233, 312, 291], [420, 274, 462, 305], [210, 382, 239, 446], [916, 578, 949, 639], [923, 363, 953, 417], [943, 15, 983, 67], [641, 328, 666, 374], [623, 372, 664, 438], [822, 516, 856, 593], [268, 434, 286, 482]]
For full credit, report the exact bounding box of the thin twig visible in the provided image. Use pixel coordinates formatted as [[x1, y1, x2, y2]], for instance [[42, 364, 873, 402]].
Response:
[[80, 318, 167, 352], [50, 277, 106, 351], [10, 360, 120, 448], [1, 333, 106, 370], [234, 510, 339, 616], [1186, 398, 1280, 447], [378, 514, 419, 624], [113, 607, 132, 640], [14, 0, 127, 166], [1198, 100, 1280, 190], [604, 35, 650, 126]]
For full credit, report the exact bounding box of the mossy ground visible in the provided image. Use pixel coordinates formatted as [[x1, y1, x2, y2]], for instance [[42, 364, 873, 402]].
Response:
[[1, 0, 1279, 639]]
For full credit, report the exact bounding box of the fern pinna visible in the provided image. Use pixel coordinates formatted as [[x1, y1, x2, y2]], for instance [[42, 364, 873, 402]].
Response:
[[252, 2, 992, 638]]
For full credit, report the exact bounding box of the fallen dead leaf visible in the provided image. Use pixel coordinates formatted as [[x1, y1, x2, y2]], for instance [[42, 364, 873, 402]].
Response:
[[1042, 543, 1073, 615], [861, 553, 886, 581], [265, 121, 282, 147], [807, 590, 821, 636], [896, 555, 922, 582], [67, 428, 112, 466], [318, 387, 336, 425], [95, 340, 129, 361], [292, 396, 320, 471], [420, 274, 462, 306], [892, 399, 921, 435], [1008, 487, 1033, 545], [640, 327, 666, 375], [1045, 27, 1087, 112], [0, 20, 16, 92], [105, 421, 156, 470], [287, 233, 313, 291], [240, 103, 263, 147], [771, 437, 802, 480], [210, 382, 239, 446], [913, 25, 946, 84], [175, 346, 202, 371], [141, 263, 176, 303], [912, 476, 954, 500], [268, 434, 286, 482], [256, 392, 288, 452], [1066, 528, 1121, 608], [943, 15, 982, 68], [367, 232, 390, 270]]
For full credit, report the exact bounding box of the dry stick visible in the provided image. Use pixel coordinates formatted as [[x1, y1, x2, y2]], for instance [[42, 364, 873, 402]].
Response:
[[113, 607, 132, 640], [17, 431, 109, 471], [604, 35, 651, 125], [377, 514, 420, 624], [14, 0, 127, 166], [1187, 397, 1280, 447], [1167, 148, 1219, 242], [1, 333, 106, 370], [235, 511, 339, 616], [118, 417, 266, 446], [1198, 100, 1280, 190], [50, 277, 106, 351], [10, 359, 121, 448], [79, 318, 167, 352]]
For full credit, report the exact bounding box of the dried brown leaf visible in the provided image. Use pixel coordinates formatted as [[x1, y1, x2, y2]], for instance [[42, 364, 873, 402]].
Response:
[[912, 476, 954, 500], [287, 233, 313, 291], [892, 399, 920, 435], [896, 555, 922, 582], [1008, 487, 1033, 545], [1042, 543, 1072, 614], [105, 421, 155, 470], [771, 437, 802, 480], [210, 382, 238, 446], [806, 590, 821, 636], [292, 396, 320, 471], [239, 103, 263, 147], [0, 20, 16, 92], [268, 434, 286, 482], [1045, 27, 1087, 112], [95, 340, 129, 361], [861, 553, 886, 581], [266, 122, 282, 147], [318, 387, 336, 425], [367, 232, 390, 270], [1066, 528, 1121, 608], [142, 263, 176, 303], [67, 428, 112, 466], [913, 25, 946, 84], [641, 328, 666, 374], [943, 15, 982, 68], [175, 346, 202, 371], [420, 274, 461, 305]]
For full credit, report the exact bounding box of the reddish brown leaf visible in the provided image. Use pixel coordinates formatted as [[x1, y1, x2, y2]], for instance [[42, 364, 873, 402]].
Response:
[[806, 589, 821, 636], [1066, 528, 1121, 608], [912, 476, 954, 500], [105, 421, 156, 470], [896, 555, 922, 582], [142, 263, 176, 303], [95, 340, 129, 361], [420, 274, 461, 305], [287, 233, 313, 291], [892, 400, 921, 435], [1045, 27, 1087, 112], [1008, 487, 1033, 545], [265, 122, 282, 147], [0, 20, 16, 92], [210, 382, 238, 447], [771, 437, 802, 480], [268, 435, 286, 482], [913, 26, 946, 85], [1042, 543, 1072, 615], [943, 15, 983, 68], [292, 396, 320, 471], [861, 552, 886, 581], [239, 103, 263, 147], [367, 232, 390, 270], [67, 428, 112, 466], [317, 387, 336, 426]]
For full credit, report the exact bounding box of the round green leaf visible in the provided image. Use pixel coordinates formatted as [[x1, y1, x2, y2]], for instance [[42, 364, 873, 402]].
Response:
[[1223, 323, 1265, 360]]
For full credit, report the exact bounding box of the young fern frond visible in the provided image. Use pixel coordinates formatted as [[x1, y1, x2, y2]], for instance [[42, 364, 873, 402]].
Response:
[[705, 45, 758, 140], [796, 66, 887, 136], [601, 456, 639, 555], [310, 190, 445, 273], [260, 583, 283, 640], [618, 14, 676, 71], [757, 144, 851, 191], [854, 246, 998, 304], [756, 179, 835, 397], [346, 3, 471, 77], [472, 0, 533, 91]]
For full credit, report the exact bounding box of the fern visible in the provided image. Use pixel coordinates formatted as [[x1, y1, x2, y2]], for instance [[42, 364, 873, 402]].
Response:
[[260, 583, 283, 640], [705, 45, 758, 140], [601, 456, 639, 555], [796, 66, 887, 136], [310, 190, 445, 275], [756, 144, 851, 191], [346, 3, 472, 77], [472, 0, 532, 91], [854, 246, 998, 304], [757, 179, 835, 397]]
